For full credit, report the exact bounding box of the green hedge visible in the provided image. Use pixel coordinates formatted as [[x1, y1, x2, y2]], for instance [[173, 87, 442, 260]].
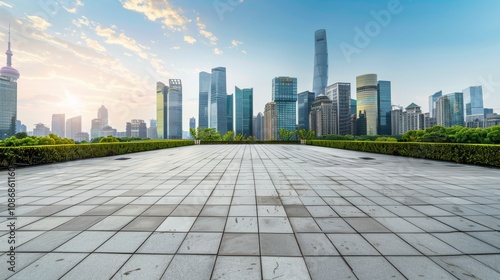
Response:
[[0, 140, 194, 167], [307, 140, 500, 167], [200, 140, 300, 145]]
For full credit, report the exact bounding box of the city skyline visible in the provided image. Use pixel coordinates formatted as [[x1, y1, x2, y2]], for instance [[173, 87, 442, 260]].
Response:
[[1, 0, 500, 132]]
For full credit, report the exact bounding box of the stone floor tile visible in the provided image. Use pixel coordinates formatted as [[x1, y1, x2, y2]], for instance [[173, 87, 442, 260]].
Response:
[[219, 233, 260, 256], [344, 256, 405, 280], [61, 253, 131, 280], [211, 256, 261, 280], [156, 217, 197, 232], [327, 234, 380, 255], [260, 233, 302, 256], [387, 256, 456, 279], [225, 217, 258, 233], [112, 254, 173, 279], [161, 255, 216, 280], [9, 253, 88, 280], [177, 232, 223, 254], [96, 232, 151, 253], [296, 233, 338, 256], [305, 257, 356, 280], [431, 255, 500, 279], [191, 217, 227, 232]]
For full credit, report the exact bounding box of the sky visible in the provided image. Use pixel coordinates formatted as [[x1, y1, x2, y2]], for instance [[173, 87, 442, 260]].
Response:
[[1, 0, 499, 132]]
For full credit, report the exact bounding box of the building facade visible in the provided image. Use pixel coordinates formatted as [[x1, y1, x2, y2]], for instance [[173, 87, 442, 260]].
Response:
[[297, 91, 315, 131], [51, 114, 65, 138], [66, 116, 82, 140], [90, 118, 103, 139], [210, 67, 227, 135], [0, 28, 19, 140], [272, 77, 297, 139], [436, 95, 451, 127], [447, 92, 464, 127], [97, 105, 108, 127], [227, 93, 233, 133], [312, 29, 328, 97], [463, 86, 484, 123], [235, 87, 253, 136], [156, 81, 167, 139], [326, 82, 351, 135], [198, 71, 211, 128], [309, 95, 336, 137], [356, 74, 378, 135], [428, 91, 442, 119], [391, 105, 404, 135], [167, 79, 183, 139], [253, 112, 264, 140], [404, 103, 424, 132], [264, 102, 278, 140], [33, 123, 50, 137], [189, 117, 196, 130], [377, 81, 392, 135]]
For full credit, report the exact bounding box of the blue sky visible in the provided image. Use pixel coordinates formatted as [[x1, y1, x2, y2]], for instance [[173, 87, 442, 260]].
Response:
[[1, 0, 499, 132]]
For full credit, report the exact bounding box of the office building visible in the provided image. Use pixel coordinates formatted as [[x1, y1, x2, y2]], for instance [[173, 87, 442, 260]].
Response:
[[272, 77, 297, 139], [312, 29, 328, 97], [126, 119, 147, 138], [210, 67, 227, 135], [350, 99, 357, 116], [484, 108, 494, 117], [148, 119, 158, 139], [404, 103, 424, 132], [309, 95, 336, 137], [377, 81, 392, 135], [436, 95, 451, 127], [326, 83, 351, 135], [264, 102, 278, 140], [0, 27, 19, 140], [227, 93, 234, 132], [356, 74, 378, 135], [189, 117, 196, 130], [157, 81, 167, 139], [463, 86, 484, 123], [297, 91, 315, 131], [51, 114, 65, 138], [391, 105, 404, 135], [428, 91, 442, 118], [167, 79, 183, 139], [66, 116, 82, 139], [423, 113, 437, 129], [74, 132, 89, 142], [101, 125, 117, 137], [356, 111, 367, 136], [33, 123, 50, 137], [98, 105, 108, 127], [235, 87, 253, 136], [253, 112, 264, 140], [198, 71, 211, 128], [447, 92, 464, 126], [15, 120, 26, 133], [90, 118, 103, 139]]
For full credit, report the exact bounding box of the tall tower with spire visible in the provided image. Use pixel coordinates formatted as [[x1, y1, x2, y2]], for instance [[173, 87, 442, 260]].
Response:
[[0, 24, 20, 139], [313, 29, 328, 97]]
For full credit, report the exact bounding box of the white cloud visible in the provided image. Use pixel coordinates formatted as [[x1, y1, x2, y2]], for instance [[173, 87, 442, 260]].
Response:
[[27, 15, 52, 31], [0, 1, 13, 8], [196, 17, 217, 45], [94, 25, 148, 59], [85, 38, 106, 52], [213, 48, 223, 55], [184, 35, 196, 44], [72, 17, 90, 28], [63, 0, 84, 14], [121, 0, 189, 30], [242, 50, 247, 54], [231, 40, 242, 47], [171, 46, 180, 50]]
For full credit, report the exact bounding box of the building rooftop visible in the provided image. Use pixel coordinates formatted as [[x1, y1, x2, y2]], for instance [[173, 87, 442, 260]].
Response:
[[2, 145, 500, 279]]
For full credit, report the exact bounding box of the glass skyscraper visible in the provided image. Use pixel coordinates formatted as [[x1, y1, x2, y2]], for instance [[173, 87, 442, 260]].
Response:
[[0, 28, 19, 140], [326, 83, 351, 135], [66, 116, 82, 140], [253, 112, 264, 140], [463, 86, 484, 122], [350, 99, 357, 116], [210, 67, 227, 135], [356, 74, 378, 135], [198, 71, 211, 129], [377, 81, 392, 135], [313, 29, 328, 97], [51, 114, 65, 138], [98, 105, 108, 127], [297, 91, 315, 131], [156, 81, 167, 139], [227, 93, 233, 132], [447, 92, 464, 127], [428, 91, 442, 119], [167, 79, 183, 139], [272, 77, 297, 139], [235, 87, 253, 136]]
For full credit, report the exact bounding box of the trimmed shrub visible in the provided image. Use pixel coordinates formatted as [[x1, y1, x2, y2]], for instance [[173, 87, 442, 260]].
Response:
[[307, 140, 500, 167], [0, 140, 193, 167], [200, 140, 300, 145]]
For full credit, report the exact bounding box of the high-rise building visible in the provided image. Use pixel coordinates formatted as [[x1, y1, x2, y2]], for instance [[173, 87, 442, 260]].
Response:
[[0, 27, 19, 140], [147, 119, 158, 139], [90, 118, 103, 139], [463, 86, 484, 123], [326, 83, 351, 135], [189, 117, 196, 130], [235, 87, 253, 137], [447, 92, 464, 126], [51, 114, 65, 138], [297, 91, 315, 131], [101, 126, 117, 137], [33, 123, 50, 137], [210, 67, 227, 135], [156, 81, 167, 139], [377, 81, 392, 135], [356, 111, 367, 136], [313, 29, 328, 97], [253, 112, 264, 140], [356, 74, 378, 135], [66, 116, 82, 140], [484, 108, 494, 117], [264, 102, 278, 140], [309, 95, 336, 137], [404, 103, 424, 132], [350, 99, 357, 116], [227, 93, 234, 133], [391, 105, 404, 135], [428, 91, 442, 119], [436, 96, 451, 127], [198, 71, 211, 128], [15, 120, 26, 133], [74, 132, 89, 142], [98, 105, 108, 127], [272, 77, 297, 139], [423, 113, 436, 129], [167, 79, 183, 139], [127, 119, 147, 138]]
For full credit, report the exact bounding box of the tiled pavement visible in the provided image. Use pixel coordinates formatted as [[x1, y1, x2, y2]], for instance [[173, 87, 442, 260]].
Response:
[[1, 144, 500, 279]]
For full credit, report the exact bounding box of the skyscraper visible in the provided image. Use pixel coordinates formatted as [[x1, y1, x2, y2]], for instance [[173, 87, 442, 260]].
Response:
[[227, 93, 234, 132], [326, 83, 351, 135], [210, 67, 227, 135], [253, 112, 264, 140], [428, 91, 442, 119], [66, 116, 82, 140], [51, 114, 65, 138], [189, 117, 196, 130], [309, 95, 336, 137], [148, 119, 158, 139], [350, 99, 357, 116], [235, 87, 253, 137], [156, 81, 168, 139], [436, 96, 451, 127], [447, 92, 464, 127], [0, 26, 19, 140], [264, 102, 278, 140], [313, 29, 328, 97], [98, 105, 108, 127], [403, 103, 424, 132], [391, 105, 404, 135], [198, 71, 211, 128], [463, 86, 484, 122], [167, 79, 183, 139], [297, 91, 315, 131], [272, 77, 297, 138], [90, 118, 102, 139], [356, 74, 378, 135], [377, 81, 392, 135]]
